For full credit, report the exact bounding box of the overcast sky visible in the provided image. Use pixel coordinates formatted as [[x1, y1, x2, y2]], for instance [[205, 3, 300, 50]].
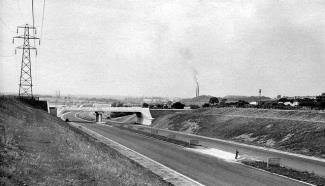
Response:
[[1, 0, 325, 98]]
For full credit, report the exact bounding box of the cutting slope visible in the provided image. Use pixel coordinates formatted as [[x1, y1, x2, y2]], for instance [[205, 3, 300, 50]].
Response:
[[0, 97, 169, 186], [152, 107, 325, 158]]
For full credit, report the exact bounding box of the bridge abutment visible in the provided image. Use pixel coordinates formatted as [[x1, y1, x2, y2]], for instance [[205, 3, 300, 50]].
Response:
[[95, 111, 104, 123]]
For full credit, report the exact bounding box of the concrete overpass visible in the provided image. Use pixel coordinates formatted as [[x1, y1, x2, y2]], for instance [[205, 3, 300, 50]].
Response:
[[60, 107, 154, 125]]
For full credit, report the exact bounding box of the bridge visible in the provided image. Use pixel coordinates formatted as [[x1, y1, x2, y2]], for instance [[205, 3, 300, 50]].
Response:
[[59, 107, 154, 125]]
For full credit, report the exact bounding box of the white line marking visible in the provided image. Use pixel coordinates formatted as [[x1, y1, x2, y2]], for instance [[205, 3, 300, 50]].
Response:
[[94, 123, 314, 186], [240, 163, 316, 186], [87, 123, 314, 186], [97, 123, 188, 149], [72, 122, 204, 186], [131, 125, 325, 163], [62, 112, 316, 185]]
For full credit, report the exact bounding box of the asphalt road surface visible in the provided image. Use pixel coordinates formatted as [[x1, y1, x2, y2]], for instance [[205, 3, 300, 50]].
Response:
[[140, 125, 325, 177], [64, 112, 309, 186], [77, 112, 325, 177]]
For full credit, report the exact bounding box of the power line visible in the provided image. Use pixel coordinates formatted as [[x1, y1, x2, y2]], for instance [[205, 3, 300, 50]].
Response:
[[30, 0, 37, 61], [31, 0, 35, 28], [40, 0, 46, 40]]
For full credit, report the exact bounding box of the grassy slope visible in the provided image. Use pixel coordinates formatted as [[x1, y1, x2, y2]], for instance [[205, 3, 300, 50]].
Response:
[[0, 97, 169, 186], [152, 107, 325, 158]]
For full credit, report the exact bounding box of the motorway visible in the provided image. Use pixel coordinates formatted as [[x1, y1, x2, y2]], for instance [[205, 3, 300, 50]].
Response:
[[64, 112, 309, 186], [108, 114, 325, 177], [77, 113, 325, 177], [138, 125, 325, 177]]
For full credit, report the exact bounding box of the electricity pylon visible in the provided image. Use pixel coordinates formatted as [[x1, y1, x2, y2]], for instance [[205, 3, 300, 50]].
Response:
[[13, 24, 40, 98]]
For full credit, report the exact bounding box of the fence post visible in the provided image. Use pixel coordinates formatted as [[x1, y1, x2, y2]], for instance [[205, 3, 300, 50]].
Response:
[[0, 125, 6, 144]]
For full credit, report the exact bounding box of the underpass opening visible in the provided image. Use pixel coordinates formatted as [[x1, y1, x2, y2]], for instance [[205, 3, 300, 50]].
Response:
[[61, 107, 154, 125]]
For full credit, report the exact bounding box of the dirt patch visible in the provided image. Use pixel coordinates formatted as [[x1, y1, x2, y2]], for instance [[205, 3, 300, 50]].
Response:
[[233, 133, 257, 142], [280, 133, 294, 142], [178, 120, 201, 133]]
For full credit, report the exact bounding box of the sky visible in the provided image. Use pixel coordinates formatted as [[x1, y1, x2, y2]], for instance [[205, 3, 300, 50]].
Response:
[[1, 0, 325, 98]]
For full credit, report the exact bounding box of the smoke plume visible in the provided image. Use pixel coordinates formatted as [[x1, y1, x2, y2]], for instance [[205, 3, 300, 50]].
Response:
[[179, 48, 199, 84], [179, 48, 200, 97]]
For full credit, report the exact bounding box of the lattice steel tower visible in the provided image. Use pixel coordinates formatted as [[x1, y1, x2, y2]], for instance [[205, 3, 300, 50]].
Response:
[[13, 24, 40, 98]]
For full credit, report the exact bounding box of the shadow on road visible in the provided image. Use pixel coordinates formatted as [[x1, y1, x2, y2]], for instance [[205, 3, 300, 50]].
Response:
[[66, 120, 93, 124]]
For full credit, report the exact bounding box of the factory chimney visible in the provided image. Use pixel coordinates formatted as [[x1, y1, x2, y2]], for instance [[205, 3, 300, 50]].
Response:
[[196, 82, 199, 97]]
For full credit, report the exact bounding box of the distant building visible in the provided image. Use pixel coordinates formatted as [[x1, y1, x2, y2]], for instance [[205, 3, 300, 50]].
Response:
[[93, 103, 112, 107], [283, 101, 299, 107], [282, 96, 316, 100], [143, 97, 170, 104], [294, 96, 316, 99], [123, 103, 141, 107], [249, 101, 258, 105], [316, 93, 325, 102]]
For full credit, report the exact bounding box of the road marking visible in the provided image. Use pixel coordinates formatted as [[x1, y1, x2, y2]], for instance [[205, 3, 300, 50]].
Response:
[[62, 112, 203, 185], [127, 124, 325, 164], [72, 112, 325, 168], [63, 112, 314, 186], [95, 123, 319, 186], [84, 123, 313, 186], [96, 122, 188, 149], [70, 122, 205, 186], [240, 163, 316, 186]]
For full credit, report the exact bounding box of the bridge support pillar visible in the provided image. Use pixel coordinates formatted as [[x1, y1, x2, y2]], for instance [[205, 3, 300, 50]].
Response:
[[95, 111, 104, 123], [135, 111, 153, 125]]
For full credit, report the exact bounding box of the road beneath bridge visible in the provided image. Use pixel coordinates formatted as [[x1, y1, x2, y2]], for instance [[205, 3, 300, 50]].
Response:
[[63, 112, 309, 186]]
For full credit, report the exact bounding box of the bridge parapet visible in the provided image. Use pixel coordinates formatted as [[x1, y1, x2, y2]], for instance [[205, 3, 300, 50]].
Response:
[[61, 107, 154, 125]]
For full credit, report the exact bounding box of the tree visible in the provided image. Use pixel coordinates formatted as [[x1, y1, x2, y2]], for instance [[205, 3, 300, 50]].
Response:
[[209, 97, 219, 105], [236, 100, 249, 107], [300, 98, 316, 107], [220, 98, 227, 106], [155, 104, 163, 109], [111, 102, 118, 107], [142, 103, 149, 108], [278, 98, 289, 102], [202, 103, 210, 108], [112, 102, 123, 107], [190, 104, 200, 109], [171, 102, 185, 109], [163, 104, 169, 109], [166, 101, 173, 108]]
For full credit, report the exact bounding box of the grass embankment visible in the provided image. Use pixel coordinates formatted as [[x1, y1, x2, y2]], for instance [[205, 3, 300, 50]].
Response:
[[152, 107, 325, 158], [242, 161, 325, 186], [0, 97, 170, 186]]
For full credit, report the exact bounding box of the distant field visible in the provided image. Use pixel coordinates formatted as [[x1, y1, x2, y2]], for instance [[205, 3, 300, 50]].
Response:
[[0, 97, 169, 186], [152, 107, 325, 158]]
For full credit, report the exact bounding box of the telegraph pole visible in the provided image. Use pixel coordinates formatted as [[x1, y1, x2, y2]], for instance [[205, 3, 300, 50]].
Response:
[[13, 24, 40, 98], [259, 89, 262, 105]]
